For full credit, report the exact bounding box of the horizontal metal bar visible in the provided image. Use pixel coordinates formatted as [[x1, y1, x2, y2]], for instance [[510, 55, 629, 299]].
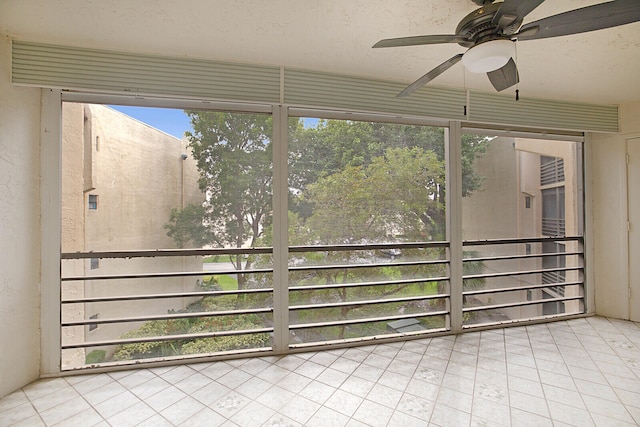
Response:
[[62, 307, 272, 327], [461, 312, 589, 330], [62, 288, 273, 304], [62, 268, 273, 282], [289, 241, 449, 252], [463, 281, 583, 296], [463, 251, 582, 263], [461, 125, 584, 142], [463, 295, 583, 313], [61, 241, 450, 260], [288, 326, 450, 350], [289, 311, 449, 330], [290, 293, 448, 311], [290, 276, 450, 292], [61, 327, 274, 350], [290, 258, 448, 273], [464, 266, 583, 280], [61, 247, 273, 259], [62, 92, 275, 114], [61, 346, 274, 373], [463, 236, 582, 246], [288, 107, 450, 128]]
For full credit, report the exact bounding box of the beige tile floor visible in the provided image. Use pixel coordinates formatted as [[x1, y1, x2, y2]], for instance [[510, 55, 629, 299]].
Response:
[[1, 316, 640, 426]]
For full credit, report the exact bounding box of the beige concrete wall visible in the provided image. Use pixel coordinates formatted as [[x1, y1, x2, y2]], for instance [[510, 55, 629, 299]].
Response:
[[60, 103, 204, 366], [0, 36, 42, 397], [462, 137, 519, 241], [590, 102, 640, 319]]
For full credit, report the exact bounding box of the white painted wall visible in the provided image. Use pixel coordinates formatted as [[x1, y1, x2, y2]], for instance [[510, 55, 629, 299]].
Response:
[[0, 36, 42, 397], [589, 102, 640, 319]]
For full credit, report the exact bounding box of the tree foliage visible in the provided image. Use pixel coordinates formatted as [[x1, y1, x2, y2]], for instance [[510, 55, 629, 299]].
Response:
[[154, 114, 489, 349], [186, 111, 273, 249]]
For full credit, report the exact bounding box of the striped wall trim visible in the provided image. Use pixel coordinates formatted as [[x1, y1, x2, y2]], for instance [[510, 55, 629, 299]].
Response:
[[283, 68, 467, 121], [12, 40, 282, 104], [12, 40, 618, 132], [467, 91, 618, 133]]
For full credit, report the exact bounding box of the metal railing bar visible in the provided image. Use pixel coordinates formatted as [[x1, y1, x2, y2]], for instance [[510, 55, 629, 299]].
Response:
[[290, 259, 448, 272], [288, 326, 450, 349], [61, 288, 273, 304], [61, 247, 273, 259], [463, 281, 583, 296], [61, 241, 450, 260], [462, 295, 583, 313], [61, 327, 274, 350], [461, 312, 588, 330], [289, 310, 449, 330], [62, 268, 273, 282], [463, 251, 582, 263], [289, 276, 450, 292], [463, 266, 583, 280], [463, 236, 582, 246], [62, 307, 273, 327], [288, 241, 449, 252], [290, 294, 447, 311], [63, 346, 275, 372]]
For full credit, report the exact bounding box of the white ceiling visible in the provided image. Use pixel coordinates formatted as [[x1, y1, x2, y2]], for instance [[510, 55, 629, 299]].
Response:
[[1, 0, 639, 104]]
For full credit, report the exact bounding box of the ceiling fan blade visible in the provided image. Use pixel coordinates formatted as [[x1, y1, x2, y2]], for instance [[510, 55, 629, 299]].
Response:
[[516, 0, 640, 41], [373, 35, 468, 48], [492, 0, 546, 31], [487, 58, 519, 92], [397, 54, 463, 97]]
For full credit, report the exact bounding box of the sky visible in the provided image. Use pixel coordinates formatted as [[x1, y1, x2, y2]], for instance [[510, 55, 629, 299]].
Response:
[[109, 105, 319, 139], [109, 105, 192, 139]]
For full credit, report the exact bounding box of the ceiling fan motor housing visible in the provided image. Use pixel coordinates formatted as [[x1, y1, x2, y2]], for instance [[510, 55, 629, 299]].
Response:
[[456, 3, 514, 46]]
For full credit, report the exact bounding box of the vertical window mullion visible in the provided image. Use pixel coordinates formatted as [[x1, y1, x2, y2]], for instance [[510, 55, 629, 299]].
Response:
[[271, 105, 289, 352], [43, 89, 63, 375], [447, 122, 463, 332]]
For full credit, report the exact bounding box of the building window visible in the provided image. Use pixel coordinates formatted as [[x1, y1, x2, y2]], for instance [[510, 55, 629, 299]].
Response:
[[88, 194, 98, 210], [525, 196, 531, 209], [90, 258, 99, 269], [542, 187, 565, 236], [540, 155, 565, 185], [89, 314, 99, 331]]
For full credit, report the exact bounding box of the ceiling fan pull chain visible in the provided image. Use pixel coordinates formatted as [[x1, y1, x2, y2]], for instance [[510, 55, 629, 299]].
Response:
[[515, 41, 519, 101]]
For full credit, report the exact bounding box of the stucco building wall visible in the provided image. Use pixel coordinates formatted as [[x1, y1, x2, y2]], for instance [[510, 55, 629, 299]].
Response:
[[60, 102, 204, 367], [0, 36, 42, 397]]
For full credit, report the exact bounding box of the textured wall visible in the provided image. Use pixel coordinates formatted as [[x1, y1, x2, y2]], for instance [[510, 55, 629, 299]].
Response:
[[0, 36, 42, 397], [590, 102, 640, 320]]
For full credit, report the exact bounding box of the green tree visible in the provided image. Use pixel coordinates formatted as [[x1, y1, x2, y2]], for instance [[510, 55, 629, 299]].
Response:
[[304, 147, 444, 243], [164, 111, 276, 289], [289, 120, 487, 219], [289, 146, 448, 339], [164, 204, 210, 248]]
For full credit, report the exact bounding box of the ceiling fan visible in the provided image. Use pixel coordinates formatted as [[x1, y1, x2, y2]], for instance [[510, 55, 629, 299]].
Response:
[[373, 0, 640, 97]]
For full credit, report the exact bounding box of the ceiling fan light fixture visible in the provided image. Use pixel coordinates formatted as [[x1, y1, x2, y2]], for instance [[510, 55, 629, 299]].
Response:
[[462, 39, 516, 73]]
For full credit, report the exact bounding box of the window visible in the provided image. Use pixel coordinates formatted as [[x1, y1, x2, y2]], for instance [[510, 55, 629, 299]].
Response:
[[88, 194, 98, 210], [88, 314, 99, 331], [58, 99, 586, 370], [540, 155, 565, 185], [542, 187, 565, 236], [461, 135, 583, 325]]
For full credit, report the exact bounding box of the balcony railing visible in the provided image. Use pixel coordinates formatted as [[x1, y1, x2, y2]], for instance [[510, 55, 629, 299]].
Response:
[[462, 236, 584, 327], [60, 237, 584, 370]]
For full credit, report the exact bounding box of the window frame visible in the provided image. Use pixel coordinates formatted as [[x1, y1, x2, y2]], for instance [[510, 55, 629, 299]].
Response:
[[42, 90, 588, 375]]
